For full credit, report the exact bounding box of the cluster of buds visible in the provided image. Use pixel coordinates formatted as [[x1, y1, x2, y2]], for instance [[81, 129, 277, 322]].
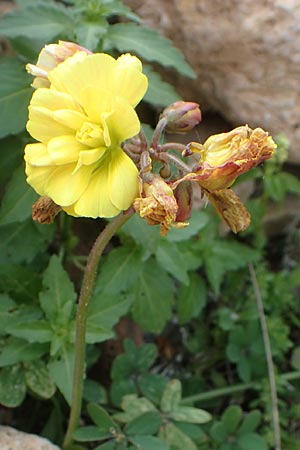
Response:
[[132, 102, 276, 235]]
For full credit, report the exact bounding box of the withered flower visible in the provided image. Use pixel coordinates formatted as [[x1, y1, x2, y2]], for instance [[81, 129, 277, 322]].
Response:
[[133, 174, 188, 236]]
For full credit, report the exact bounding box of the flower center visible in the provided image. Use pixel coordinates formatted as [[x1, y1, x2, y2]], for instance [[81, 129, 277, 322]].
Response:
[[76, 121, 106, 148]]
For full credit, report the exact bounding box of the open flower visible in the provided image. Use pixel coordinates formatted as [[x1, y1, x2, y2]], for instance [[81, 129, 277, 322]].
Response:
[[133, 175, 188, 235], [24, 51, 148, 218], [183, 125, 276, 190]]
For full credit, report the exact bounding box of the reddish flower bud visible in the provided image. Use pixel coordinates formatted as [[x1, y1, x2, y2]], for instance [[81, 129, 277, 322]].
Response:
[[160, 101, 202, 133]]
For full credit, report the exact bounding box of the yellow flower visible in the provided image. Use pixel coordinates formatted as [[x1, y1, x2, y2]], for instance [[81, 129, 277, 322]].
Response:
[[184, 125, 276, 190], [133, 175, 188, 236], [26, 41, 91, 89], [24, 51, 148, 218]]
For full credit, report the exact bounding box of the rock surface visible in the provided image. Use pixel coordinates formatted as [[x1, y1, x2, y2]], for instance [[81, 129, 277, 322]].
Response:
[[0, 426, 60, 450], [129, 0, 300, 163]]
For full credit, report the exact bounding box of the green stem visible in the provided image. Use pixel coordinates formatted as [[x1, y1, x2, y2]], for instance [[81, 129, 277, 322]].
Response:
[[249, 263, 281, 450], [62, 210, 134, 450], [180, 371, 300, 405]]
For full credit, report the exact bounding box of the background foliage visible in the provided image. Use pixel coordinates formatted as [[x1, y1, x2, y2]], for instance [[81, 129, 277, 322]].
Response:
[[1, 1, 300, 450]]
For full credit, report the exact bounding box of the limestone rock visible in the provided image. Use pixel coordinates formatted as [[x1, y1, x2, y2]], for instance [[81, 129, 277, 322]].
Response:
[[0, 426, 60, 450], [129, 0, 300, 163]]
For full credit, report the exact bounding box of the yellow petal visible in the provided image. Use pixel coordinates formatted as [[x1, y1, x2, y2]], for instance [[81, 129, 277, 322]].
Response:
[[25, 163, 53, 197], [76, 147, 107, 168], [79, 86, 113, 123], [73, 162, 120, 218], [24, 143, 54, 167], [106, 97, 141, 144], [117, 53, 143, 72], [109, 148, 139, 210], [44, 163, 94, 206], [30, 87, 83, 113], [113, 65, 148, 107], [27, 105, 74, 143], [47, 135, 86, 164], [53, 109, 87, 130], [49, 53, 117, 104]]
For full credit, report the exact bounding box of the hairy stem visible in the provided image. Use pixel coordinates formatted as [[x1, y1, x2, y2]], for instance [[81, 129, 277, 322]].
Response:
[[150, 117, 168, 150], [157, 142, 187, 153], [62, 210, 134, 450], [180, 371, 300, 405], [158, 151, 192, 174], [249, 263, 281, 450]]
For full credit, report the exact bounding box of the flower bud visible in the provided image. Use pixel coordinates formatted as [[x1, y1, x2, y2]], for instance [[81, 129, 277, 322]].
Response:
[[133, 174, 188, 235], [183, 125, 276, 190], [160, 101, 201, 134], [26, 40, 91, 88]]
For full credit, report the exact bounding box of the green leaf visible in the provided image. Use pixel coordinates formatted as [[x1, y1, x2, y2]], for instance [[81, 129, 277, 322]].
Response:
[[93, 442, 115, 450], [170, 406, 211, 424], [121, 214, 161, 256], [222, 405, 242, 434], [177, 273, 206, 324], [204, 241, 258, 293], [265, 171, 300, 201], [24, 359, 56, 399], [0, 264, 41, 303], [39, 255, 76, 324], [8, 320, 52, 343], [87, 403, 117, 431], [83, 379, 107, 404], [0, 3, 74, 46], [75, 18, 108, 51], [239, 410, 261, 434], [237, 432, 267, 450], [114, 394, 156, 422], [100, 2, 141, 22], [0, 304, 41, 337], [160, 379, 181, 413], [87, 292, 133, 343], [166, 211, 209, 243], [280, 172, 300, 194], [112, 340, 157, 380], [0, 220, 55, 264], [125, 411, 162, 435], [156, 240, 189, 285], [142, 65, 180, 107], [0, 136, 23, 184], [95, 245, 143, 296], [48, 345, 74, 405], [0, 364, 26, 407], [139, 374, 167, 406], [0, 294, 16, 335], [73, 426, 111, 442], [131, 258, 174, 332], [104, 23, 195, 78], [129, 435, 169, 450], [160, 422, 197, 450], [210, 422, 228, 442], [0, 165, 38, 225], [0, 337, 47, 367], [0, 58, 32, 138]]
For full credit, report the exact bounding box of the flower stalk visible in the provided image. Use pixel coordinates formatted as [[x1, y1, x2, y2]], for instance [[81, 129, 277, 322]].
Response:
[[62, 209, 134, 450]]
